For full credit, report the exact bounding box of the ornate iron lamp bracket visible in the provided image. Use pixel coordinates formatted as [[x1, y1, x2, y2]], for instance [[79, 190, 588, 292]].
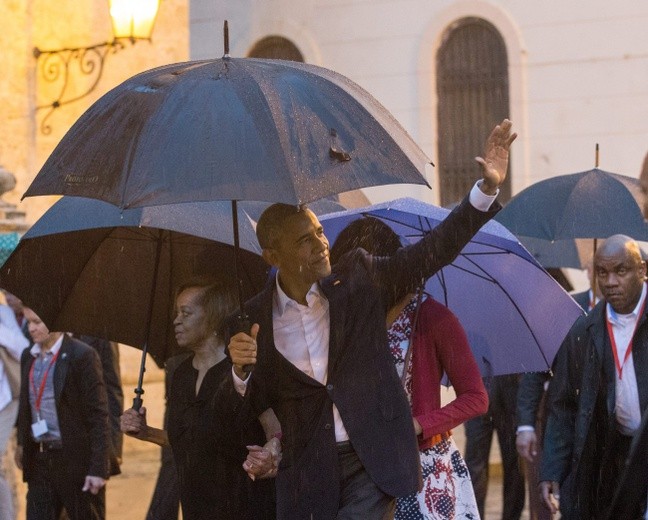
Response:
[[32, 39, 145, 135]]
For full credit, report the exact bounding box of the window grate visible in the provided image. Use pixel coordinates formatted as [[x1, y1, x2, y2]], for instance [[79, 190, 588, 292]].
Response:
[[436, 18, 511, 207]]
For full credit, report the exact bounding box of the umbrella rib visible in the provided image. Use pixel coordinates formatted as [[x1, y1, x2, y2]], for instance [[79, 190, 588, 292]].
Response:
[[459, 255, 551, 369]]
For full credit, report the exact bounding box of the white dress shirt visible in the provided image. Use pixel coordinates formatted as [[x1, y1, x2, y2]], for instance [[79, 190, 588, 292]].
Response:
[[233, 181, 497, 441], [0, 305, 30, 412], [606, 283, 646, 435]]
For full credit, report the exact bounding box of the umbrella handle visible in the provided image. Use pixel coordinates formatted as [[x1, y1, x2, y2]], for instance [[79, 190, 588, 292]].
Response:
[[132, 343, 148, 410], [133, 390, 144, 411], [232, 313, 254, 373]]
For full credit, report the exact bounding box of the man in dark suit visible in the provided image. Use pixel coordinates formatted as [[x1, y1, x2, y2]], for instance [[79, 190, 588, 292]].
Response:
[[515, 271, 589, 520], [15, 308, 112, 520], [227, 120, 516, 518], [540, 235, 648, 519]]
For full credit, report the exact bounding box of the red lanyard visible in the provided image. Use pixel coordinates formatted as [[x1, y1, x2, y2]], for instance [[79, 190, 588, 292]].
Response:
[[606, 298, 646, 380], [29, 350, 60, 417]]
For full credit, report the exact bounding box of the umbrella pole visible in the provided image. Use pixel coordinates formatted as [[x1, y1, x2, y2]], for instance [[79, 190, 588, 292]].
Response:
[[231, 201, 247, 316], [133, 233, 165, 410], [591, 238, 598, 307], [231, 201, 253, 372]]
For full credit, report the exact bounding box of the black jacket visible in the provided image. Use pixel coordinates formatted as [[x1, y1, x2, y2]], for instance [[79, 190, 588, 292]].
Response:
[[17, 334, 112, 482], [541, 296, 648, 519]]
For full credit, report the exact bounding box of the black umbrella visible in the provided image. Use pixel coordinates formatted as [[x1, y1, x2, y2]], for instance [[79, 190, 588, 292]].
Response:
[[0, 197, 269, 407], [496, 167, 648, 295], [517, 236, 594, 269], [495, 168, 648, 241], [23, 58, 429, 208]]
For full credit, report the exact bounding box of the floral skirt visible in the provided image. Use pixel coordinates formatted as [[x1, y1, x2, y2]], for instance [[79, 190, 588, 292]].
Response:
[[395, 436, 480, 520]]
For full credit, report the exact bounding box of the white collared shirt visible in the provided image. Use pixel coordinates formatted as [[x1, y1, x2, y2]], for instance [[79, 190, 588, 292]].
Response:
[[606, 283, 646, 435], [0, 305, 30, 412], [29, 333, 64, 359], [273, 276, 349, 441]]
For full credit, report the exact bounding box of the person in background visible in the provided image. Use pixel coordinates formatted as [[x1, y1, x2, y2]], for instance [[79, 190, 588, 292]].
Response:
[[464, 374, 525, 520], [515, 268, 581, 520], [0, 302, 29, 520], [15, 308, 111, 520], [540, 235, 648, 519], [570, 260, 601, 313], [3, 291, 31, 344], [121, 278, 280, 520], [329, 216, 488, 519]]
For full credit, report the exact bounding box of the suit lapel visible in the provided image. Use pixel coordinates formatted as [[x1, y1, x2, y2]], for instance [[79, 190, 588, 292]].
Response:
[[53, 336, 71, 403]]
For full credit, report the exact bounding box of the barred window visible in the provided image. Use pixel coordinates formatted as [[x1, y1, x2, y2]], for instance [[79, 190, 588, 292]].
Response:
[[436, 17, 511, 206]]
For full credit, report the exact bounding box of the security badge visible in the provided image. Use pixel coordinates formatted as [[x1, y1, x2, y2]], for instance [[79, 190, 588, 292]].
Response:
[[31, 416, 48, 437]]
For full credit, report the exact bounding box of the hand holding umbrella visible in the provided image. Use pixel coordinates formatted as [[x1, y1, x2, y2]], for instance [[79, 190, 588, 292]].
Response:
[[229, 324, 260, 380]]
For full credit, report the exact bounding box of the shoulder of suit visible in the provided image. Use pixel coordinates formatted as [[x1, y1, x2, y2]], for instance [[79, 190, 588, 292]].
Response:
[[63, 334, 96, 357]]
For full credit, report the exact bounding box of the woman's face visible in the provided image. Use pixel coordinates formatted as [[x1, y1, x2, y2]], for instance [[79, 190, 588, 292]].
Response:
[[173, 287, 212, 350]]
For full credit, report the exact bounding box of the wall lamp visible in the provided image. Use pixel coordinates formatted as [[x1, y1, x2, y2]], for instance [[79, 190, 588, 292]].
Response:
[[33, 0, 160, 134]]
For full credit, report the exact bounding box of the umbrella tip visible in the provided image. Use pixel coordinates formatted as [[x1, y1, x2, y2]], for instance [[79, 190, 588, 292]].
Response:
[[223, 20, 231, 58]]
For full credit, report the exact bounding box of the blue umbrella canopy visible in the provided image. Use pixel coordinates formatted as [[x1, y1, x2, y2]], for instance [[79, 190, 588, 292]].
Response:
[[495, 168, 648, 241], [321, 198, 584, 377]]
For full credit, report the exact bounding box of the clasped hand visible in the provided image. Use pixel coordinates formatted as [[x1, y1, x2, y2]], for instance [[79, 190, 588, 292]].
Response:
[[243, 437, 282, 480]]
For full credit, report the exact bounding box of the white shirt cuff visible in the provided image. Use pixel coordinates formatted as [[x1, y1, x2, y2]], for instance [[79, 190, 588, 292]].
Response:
[[469, 181, 499, 211], [516, 425, 535, 434], [232, 367, 250, 396]]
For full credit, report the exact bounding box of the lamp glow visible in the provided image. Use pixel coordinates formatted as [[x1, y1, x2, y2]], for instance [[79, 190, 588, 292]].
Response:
[[110, 0, 160, 40]]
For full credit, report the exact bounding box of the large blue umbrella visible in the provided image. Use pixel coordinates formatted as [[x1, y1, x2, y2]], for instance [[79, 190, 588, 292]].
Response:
[[321, 198, 584, 377]]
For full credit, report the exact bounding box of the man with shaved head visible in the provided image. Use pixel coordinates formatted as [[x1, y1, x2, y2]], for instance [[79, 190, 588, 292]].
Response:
[[540, 235, 648, 519]]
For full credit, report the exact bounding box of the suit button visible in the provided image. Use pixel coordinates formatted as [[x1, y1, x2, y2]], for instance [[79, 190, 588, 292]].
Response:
[[324, 423, 332, 430], [326, 384, 333, 391]]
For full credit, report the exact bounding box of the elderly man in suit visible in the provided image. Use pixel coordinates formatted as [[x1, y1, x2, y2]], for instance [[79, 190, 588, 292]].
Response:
[[540, 235, 648, 519], [227, 120, 516, 519], [15, 308, 111, 520]]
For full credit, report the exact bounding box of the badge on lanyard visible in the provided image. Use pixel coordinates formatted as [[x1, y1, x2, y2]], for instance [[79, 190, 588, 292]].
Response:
[[30, 350, 60, 438]]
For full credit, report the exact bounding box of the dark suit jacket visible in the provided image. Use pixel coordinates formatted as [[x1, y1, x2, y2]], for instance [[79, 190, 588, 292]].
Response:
[[571, 289, 591, 313], [75, 335, 124, 471], [516, 371, 549, 428], [17, 334, 112, 483], [230, 196, 499, 519], [541, 295, 648, 519], [604, 407, 648, 519]]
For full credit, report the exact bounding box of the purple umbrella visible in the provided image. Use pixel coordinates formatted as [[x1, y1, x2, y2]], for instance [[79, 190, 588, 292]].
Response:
[[321, 198, 584, 376]]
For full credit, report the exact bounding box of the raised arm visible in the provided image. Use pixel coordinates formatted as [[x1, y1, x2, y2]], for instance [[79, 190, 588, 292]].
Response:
[[371, 120, 517, 302]]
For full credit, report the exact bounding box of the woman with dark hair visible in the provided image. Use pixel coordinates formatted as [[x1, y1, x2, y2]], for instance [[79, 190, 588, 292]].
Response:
[[330, 217, 488, 519], [121, 278, 279, 520]]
